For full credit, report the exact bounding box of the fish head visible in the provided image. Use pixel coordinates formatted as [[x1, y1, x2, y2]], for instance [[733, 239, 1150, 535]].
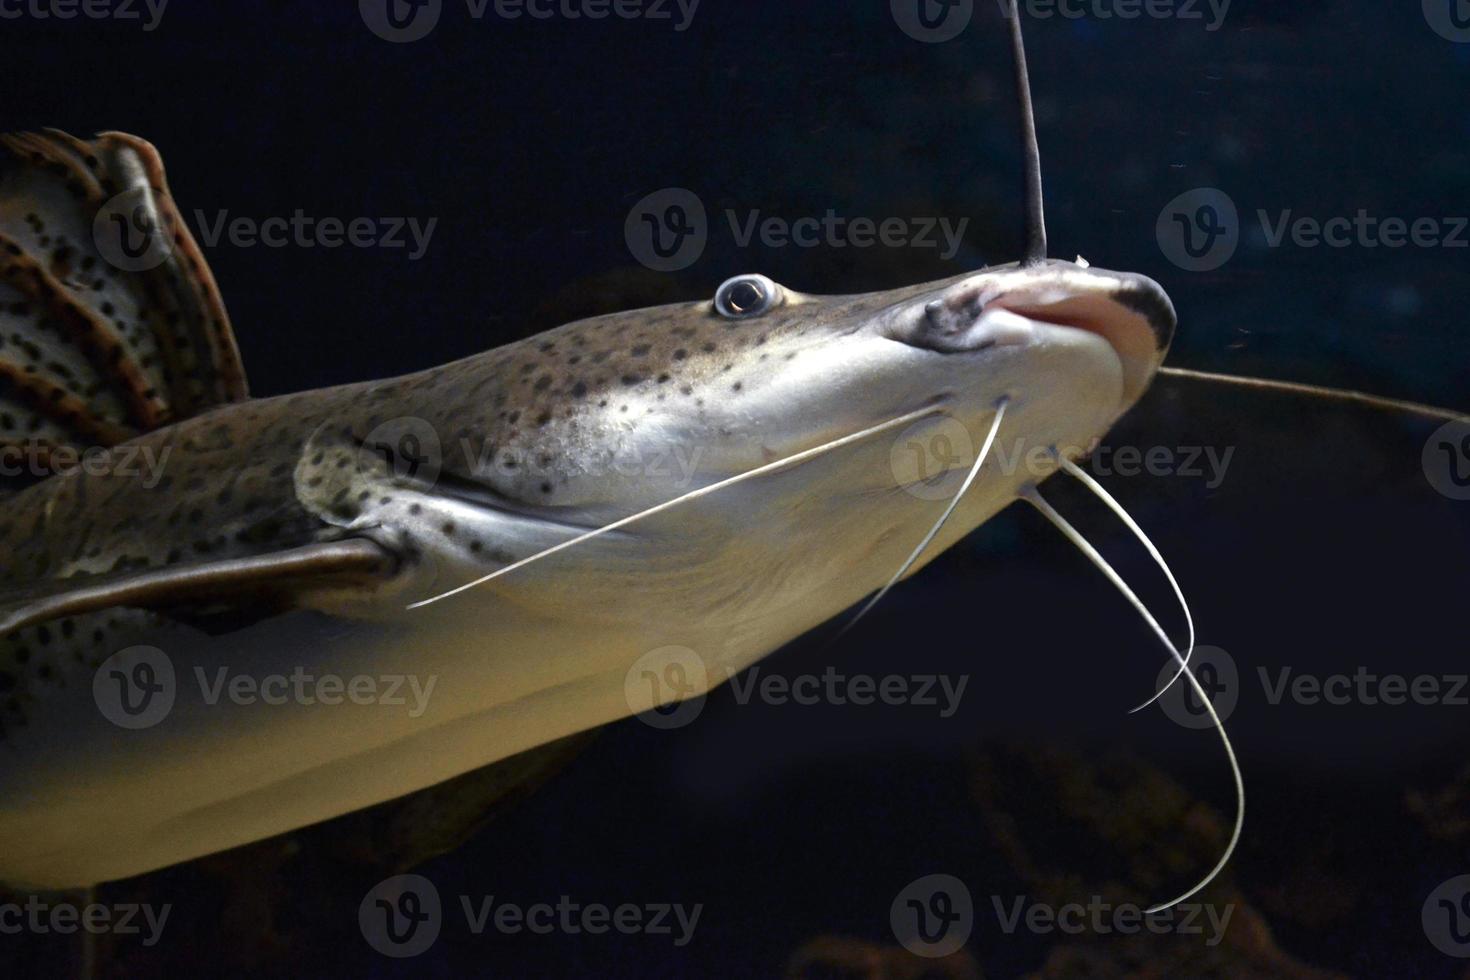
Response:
[[393, 258, 1174, 630], [480, 258, 1175, 512]]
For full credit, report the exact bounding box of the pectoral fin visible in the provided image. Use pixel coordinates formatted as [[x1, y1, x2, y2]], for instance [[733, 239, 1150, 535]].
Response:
[[0, 539, 396, 640]]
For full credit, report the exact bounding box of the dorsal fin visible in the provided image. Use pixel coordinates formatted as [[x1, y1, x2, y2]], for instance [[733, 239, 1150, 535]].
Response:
[[0, 130, 248, 493]]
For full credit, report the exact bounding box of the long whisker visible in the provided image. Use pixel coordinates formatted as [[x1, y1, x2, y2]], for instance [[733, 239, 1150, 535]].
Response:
[[406, 406, 945, 610], [1021, 484, 1243, 914], [1057, 456, 1195, 714], [1006, 0, 1047, 264], [1159, 366, 1466, 423], [833, 400, 1009, 641]]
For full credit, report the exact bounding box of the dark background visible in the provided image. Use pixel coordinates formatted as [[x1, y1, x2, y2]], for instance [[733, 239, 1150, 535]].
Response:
[[6, 0, 1470, 976]]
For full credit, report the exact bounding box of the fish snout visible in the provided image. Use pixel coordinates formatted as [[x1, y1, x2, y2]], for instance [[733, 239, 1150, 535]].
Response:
[[885, 261, 1176, 407]]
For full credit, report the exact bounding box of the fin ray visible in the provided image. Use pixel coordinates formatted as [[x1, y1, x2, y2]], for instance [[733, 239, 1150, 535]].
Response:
[[0, 540, 396, 641], [0, 130, 249, 492]]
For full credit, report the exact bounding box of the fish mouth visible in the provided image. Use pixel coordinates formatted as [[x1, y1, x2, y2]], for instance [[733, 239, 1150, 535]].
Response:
[[885, 260, 1177, 407]]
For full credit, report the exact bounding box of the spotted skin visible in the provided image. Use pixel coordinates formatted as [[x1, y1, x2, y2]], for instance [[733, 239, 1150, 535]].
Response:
[[0, 277, 928, 737], [0, 116, 1182, 888], [0, 130, 247, 494]]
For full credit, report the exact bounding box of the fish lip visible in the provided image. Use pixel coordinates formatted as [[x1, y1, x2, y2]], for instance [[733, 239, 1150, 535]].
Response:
[[991, 267, 1177, 355]]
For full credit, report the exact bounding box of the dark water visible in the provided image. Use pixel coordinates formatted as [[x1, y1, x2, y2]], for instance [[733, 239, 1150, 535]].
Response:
[[6, 0, 1470, 976]]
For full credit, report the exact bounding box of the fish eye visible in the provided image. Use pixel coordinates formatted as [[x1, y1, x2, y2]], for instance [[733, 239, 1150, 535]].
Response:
[[714, 274, 781, 319]]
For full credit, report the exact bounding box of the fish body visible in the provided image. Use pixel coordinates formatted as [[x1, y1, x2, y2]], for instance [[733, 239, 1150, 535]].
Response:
[[0, 127, 1172, 887]]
